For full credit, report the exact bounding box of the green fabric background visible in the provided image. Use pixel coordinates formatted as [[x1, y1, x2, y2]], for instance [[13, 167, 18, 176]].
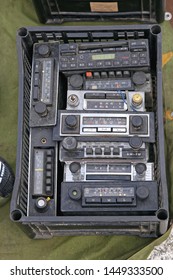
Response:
[[0, 0, 172, 260]]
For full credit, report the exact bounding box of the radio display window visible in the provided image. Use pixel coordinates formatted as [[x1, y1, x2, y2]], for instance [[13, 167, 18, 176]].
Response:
[[41, 59, 53, 104], [83, 117, 126, 125], [92, 53, 115, 60]]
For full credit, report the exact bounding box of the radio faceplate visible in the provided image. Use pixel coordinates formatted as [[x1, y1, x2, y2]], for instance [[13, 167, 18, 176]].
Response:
[[63, 161, 154, 182], [58, 111, 154, 140], [59, 140, 149, 161], [60, 181, 158, 214], [59, 40, 150, 71], [30, 42, 60, 127], [66, 90, 145, 112]]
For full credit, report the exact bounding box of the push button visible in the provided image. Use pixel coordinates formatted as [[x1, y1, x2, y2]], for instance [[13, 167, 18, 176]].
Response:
[[104, 61, 112, 66], [96, 61, 103, 67], [116, 71, 122, 77], [131, 60, 138, 65], [104, 148, 111, 155], [86, 148, 93, 155], [140, 59, 147, 65], [85, 197, 101, 204], [87, 62, 94, 67], [117, 197, 133, 203], [34, 73, 39, 86], [113, 148, 119, 155], [123, 70, 130, 77], [35, 61, 40, 73], [86, 72, 93, 78], [102, 197, 116, 203], [33, 87, 39, 101], [93, 72, 100, 79], [69, 63, 77, 68], [108, 71, 115, 78], [61, 63, 68, 68], [95, 148, 102, 155], [78, 62, 86, 68], [101, 72, 108, 79]]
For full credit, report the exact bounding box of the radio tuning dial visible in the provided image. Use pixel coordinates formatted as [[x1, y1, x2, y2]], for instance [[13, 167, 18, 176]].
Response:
[[136, 186, 149, 200], [69, 74, 83, 89], [135, 163, 147, 175], [132, 71, 147, 85], [129, 136, 143, 150], [38, 44, 50, 57], [62, 137, 77, 151], [34, 101, 47, 117], [131, 116, 143, 129], [65, 115, 78, 128], [69, 162, 81, 173]]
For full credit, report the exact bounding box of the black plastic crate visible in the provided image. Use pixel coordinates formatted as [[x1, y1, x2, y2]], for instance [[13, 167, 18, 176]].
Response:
[[32, 0, 166, 24], [10, 25, 169, 239]]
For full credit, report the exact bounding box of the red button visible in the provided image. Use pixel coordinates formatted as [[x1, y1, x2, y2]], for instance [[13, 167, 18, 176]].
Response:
[[86, 72, 93, 78]]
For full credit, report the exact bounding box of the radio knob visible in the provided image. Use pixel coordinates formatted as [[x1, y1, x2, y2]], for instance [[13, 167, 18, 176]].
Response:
[[35, 197, 48, 212], [65, 115, 77, 128], [132, 71, 147, 85], [62, 137, 77, 151], [34, 101, 47, 117], [67, 94, 79, 107], [135, 163, 147, 175], [69, 162, 81, 173], [136, 186, 149, 200], [129, 136, 143, 150], [131, 116, 143, 129], [69, 74, 83, 89], [68, 186, 82, 200], [132, 93, 143, 107], [38, 44, 50, 57]]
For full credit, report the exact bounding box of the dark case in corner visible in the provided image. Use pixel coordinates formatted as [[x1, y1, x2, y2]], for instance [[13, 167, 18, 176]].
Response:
[[10, 25, 169, 239], [32, 0, 166, 24]]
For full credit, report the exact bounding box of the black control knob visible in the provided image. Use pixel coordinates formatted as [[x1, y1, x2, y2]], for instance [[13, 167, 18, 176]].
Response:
[[131, 116, 143, 129], [69, 162, 81, 173], [69, 74, 83, 89], [136, 186, 149, 200], [35, 197, 48, 212], [38, 44, 50, 57], [34, 102, 47, 117], [68, 186, 82, 200], [132, 71, 147, 85], [135, 163, 147, 175], [65, 115, 77, 128], [129, 136, 143, 150], [0, 157, 14, 207], [62, 137, 77, 151]]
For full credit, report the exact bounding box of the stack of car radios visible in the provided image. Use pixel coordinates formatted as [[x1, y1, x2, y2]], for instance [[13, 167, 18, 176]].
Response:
[[10, 0, 169, 238]]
